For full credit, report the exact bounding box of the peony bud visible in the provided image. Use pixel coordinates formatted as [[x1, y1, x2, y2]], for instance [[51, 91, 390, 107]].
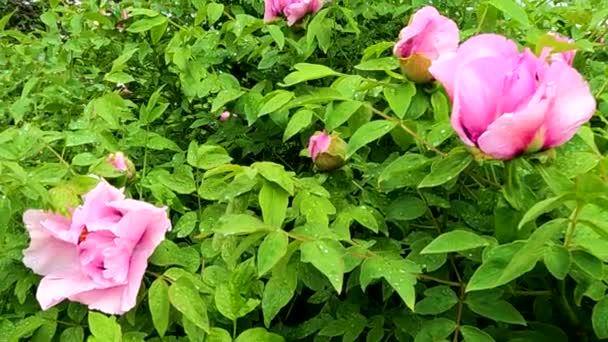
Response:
[[107, 152, 134, 177], [393, 6, 459, 83], [308, 131, 347, 172], [219, 111, 231, 121]]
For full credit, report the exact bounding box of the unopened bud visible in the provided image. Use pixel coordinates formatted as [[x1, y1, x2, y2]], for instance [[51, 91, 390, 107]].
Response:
[[308, 131, 347, 172], [398, 54, 433, 83], [219, 111, 231, 122]]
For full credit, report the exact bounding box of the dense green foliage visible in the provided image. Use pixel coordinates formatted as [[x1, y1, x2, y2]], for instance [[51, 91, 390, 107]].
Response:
[[1, 0, 608, 341]]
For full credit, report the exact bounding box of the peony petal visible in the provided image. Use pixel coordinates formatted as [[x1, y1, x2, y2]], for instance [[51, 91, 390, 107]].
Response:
[[284, 2, 309, 26], [70, 285, 127, 315], [264, 0, 280, 22], [430, 34, 518, 99], [308, 131, 331, 160], [71, 181, 125, 233], [477, 98, 549, 159], [36, 275, 97, 310], [541, 62, 596, 148], [410, 8, 459, 60], [451, 56, 511, 144], [22, 210, 81, 277]]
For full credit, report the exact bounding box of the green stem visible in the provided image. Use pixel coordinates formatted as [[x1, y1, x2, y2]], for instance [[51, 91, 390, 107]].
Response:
[[564, 205, 582, 247], [366, 105, 447, 157]]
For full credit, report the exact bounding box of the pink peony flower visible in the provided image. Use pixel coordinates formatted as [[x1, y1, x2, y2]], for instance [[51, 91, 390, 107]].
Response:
[[392, 6, 459, 83], [308, 130, 332, 161], [22, 181, 171, 315], [107, 152, 128, 173], [429, 34, 596, 160], [219, 111, 231, 121], [264, 0, 323, 26]]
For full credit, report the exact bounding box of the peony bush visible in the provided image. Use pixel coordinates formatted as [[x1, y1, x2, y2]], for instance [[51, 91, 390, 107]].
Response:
[[1, 0, 608, 341]]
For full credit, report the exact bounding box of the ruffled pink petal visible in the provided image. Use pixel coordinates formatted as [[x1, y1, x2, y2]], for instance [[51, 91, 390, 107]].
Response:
[[309, 0, 322, 13], [284, 2, 309, 26], [70, 285, 128, 315], [430, 34, 519, 99], [264, 0, 280, 22], [22, 210, 81, 277], [36, 275, 97, 310], [452, 56, 511, 144], [71, 182, 125, 233], [410, 7, 458, 60], [75, 210, 170, 315], [477, 98, 549, 159], [541, 62, 596, 148]]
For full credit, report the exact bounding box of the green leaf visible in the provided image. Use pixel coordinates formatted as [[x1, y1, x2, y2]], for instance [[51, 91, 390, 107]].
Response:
[[266, 25, 285, 49], [418, 149, 472, 188], [149, 240, 201, 272], [206, 2, 224, 25], [8, 316, 46, 342], [384, 83, 415, 119], [415, 318, 456, 342], [347, 120, 397, 158], [460, 326, 496, 342], [150, 19, 168, 44], [488, 0, 530, 27], [348, 206, 379, 233], [421, 230, 490, 254], [215, 283, 261, 320], [0, 10, 15, 31], [212, 89, 245, 112], [518, 193, 574, 229], [543, 245, 571, 280], [148, 278, 170, 337], [573, 250, 603, 279], [235, 328, 285, 342], [430, 91, 450, 121], [415, 286, 459, 315], [216, 214, 273, 235], [306, 8, 332, 53], [466, 293, 526, 325], [253, 162, 294, 195], [355, 57, 400, 71], [259, 181, 289, 228], [593, 295, 608, 339], [187, 142, 233, 170], [206, 328, 232, 342], [262, 261, 297, 327], [300, 239, 345, 293], [104, 71, 135, 84], [158, 166, 196, 194], [258, 231, 289, 276], [283, 109, 313, 142], [378, 153, 431, 190], [325, 100, 363, 131], [386, 196, 427, 221], [174, 211, 198, 238], [127, 16, 168, 32], [168, 279, 210, 333], [360, 255, 420, 310], [88, 312, 121, 342], [258, 91, 294, 117], [467, 219, 565, 292], [59, 327, 84, 342], [281, 63, 342, 87]]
